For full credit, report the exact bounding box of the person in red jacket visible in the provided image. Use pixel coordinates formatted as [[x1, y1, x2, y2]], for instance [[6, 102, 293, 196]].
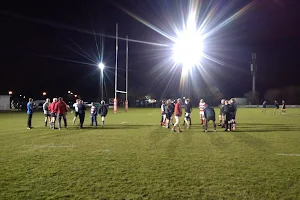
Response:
[[172, 98, 183, 133], [55, 97, 68, 130], [48, 98, 58, 129]]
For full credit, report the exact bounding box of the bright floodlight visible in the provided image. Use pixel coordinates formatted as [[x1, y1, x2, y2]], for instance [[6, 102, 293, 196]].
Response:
[[173, 15, 203, 74], [98, 63, 105, 70]]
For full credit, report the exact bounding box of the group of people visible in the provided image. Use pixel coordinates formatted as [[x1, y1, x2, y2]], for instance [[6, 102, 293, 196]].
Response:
[[26, 98, 108, 129], [262, 100, 286, 114], [160, 98, 237, 132]]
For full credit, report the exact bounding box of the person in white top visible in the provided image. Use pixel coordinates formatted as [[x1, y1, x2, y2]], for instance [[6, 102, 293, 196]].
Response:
[[160, 100, 166, 126], [43, 98, 51, 127], [198, 99, 207, 125], [73, 99, 80, 125]]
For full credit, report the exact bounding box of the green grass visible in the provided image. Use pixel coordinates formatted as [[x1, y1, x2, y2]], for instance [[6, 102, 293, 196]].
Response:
[[0, 108, 300, 200]]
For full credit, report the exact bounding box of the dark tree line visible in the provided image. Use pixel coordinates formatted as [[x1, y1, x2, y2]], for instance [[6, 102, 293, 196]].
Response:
[[245, 85, 300, 105]]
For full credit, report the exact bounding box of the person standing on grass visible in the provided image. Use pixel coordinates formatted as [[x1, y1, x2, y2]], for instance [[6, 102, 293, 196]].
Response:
[[172, 98, 183, 133], [160, 100, 166, 126], [77, 100, 86, 129], [168, 100, 175, 126], [26, 98, 34, 129], [262, 101, 267, 113], [90, 102, 98, 127], [55, 97, 68, 130], [230, 98, 237, 131], [164, 100, 172, 129], [43, 98, 51, 127], [218, 99, 225, 127], [273, 100, 280, 114], [49, 98, 58, 129], [224, 100, 234, 131], [73, 99, 80, 125], [280, 100, 286, 114], [183, 98, 192, 129], [199, 99, 207, 125], [99, 100, 108, 127]]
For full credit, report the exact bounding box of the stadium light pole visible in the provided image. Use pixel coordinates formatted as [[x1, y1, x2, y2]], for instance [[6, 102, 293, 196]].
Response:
[[98, 63, 105, 101]]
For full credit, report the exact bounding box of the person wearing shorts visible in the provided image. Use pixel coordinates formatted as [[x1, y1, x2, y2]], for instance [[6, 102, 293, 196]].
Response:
[[73, 99, 80, 125], [224, 100, 234, 131], [43, 98, 51, 127], [280, 100, 286, 114], [171, 98, 183, 133], [164, 100, 172, 129], [183, 98, 192, 129], [273, 100, 279, 114], [198, 99, 207, 125], [218, 99, 225, 127], [262, 101, 267, 113], [99, 100, 108, 127], [49, 98, 58, 129]]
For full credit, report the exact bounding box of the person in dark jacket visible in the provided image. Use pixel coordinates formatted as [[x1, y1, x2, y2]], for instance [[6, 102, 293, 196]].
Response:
[[280, 100, 286, 114], [218, 99, 225, 127], [262, 101, 267, 113], [183, 98, 192, 129], [230, 98, 237, 130], [164, 100, 172, 128], [224, 100, 234, 131], [203, 106, 216, 132], [273, 100, 280, 114], [169, 100, 175, 125], [77, 100, 86, 129], [99, 100, 108, 127], [26, 98, 34, 129]]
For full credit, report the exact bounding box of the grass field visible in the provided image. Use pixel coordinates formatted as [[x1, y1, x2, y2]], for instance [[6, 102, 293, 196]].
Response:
[[0, 108, 300, 200]]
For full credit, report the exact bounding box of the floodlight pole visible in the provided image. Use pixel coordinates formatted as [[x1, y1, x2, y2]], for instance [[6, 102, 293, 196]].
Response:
[[251, 53, 257, 93], [114, 23, 118, 113], [101, 68, 104, 101], [125, 35, 129, 111]]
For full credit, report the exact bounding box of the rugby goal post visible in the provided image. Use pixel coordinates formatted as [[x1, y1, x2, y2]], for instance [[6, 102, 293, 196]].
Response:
[[114, 23, 129, 113]]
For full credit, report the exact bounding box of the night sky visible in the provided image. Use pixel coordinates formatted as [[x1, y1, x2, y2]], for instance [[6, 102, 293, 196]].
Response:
[[1, 0, 300, 101]]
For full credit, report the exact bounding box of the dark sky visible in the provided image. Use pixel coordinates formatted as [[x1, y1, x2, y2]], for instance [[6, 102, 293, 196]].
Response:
[[1, 0, 300, 101]]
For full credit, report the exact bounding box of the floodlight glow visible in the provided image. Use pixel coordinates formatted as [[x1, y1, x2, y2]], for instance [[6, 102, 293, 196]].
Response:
[[173, 15, 203, 74], [98, 63, 105, 70]]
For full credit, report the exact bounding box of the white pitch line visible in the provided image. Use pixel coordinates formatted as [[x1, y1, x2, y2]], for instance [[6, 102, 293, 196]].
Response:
[[120, 122, 127, 124], [277, 154, 300, 157]]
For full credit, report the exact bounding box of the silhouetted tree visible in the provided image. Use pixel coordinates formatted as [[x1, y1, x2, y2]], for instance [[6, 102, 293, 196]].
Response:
[[244, 91, 259, 105], [264, 89, 281, 104]]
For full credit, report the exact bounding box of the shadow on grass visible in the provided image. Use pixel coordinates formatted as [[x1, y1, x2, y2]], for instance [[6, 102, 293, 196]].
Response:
[[230, 132, 271, 151], [56, 124, 155, 130]]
